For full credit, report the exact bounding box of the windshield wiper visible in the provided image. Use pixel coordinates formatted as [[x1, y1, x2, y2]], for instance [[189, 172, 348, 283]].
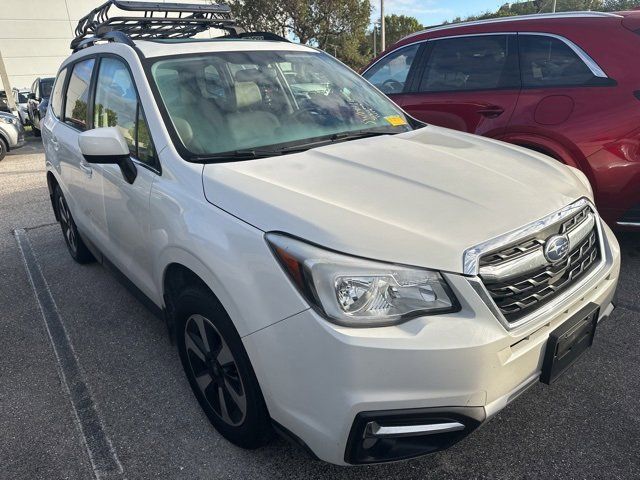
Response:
[[279, 129, 397, 154], [193, 129, 398, 162], [192, 148, 283, 162]]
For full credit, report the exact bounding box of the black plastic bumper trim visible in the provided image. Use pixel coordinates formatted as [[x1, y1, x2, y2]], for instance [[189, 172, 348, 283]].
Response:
[[344, 406, 485, 465]]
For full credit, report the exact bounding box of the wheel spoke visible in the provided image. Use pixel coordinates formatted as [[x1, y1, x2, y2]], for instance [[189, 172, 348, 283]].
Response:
[[224, 377, 246, 414], [195, 372, 213, 393], [192, 315, 212, 354], [215, 341, 233, 367], [218, 386, 232, 423], [185, 332, 207, 361]]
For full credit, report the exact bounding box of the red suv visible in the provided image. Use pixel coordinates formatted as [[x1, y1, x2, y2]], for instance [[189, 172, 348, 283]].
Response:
[[363, 11, 640, 230]]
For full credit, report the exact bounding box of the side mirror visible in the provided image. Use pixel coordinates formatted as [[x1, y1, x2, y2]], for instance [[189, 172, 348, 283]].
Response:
[[28, 92, 36, 100], [78, 127, 137, 184]]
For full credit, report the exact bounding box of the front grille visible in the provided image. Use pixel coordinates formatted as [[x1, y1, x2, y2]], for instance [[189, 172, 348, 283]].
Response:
[[479, 206, 601, 323]]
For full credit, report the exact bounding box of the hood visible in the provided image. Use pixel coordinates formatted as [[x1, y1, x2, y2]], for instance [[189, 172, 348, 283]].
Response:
[[202, 126, 589, 273]]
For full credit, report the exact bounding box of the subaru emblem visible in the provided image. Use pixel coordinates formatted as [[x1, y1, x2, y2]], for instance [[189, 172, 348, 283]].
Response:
[[544, 234, 570, 263]]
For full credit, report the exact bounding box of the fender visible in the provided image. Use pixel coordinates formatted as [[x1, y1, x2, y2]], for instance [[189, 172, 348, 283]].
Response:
[[156, 246, 247, 335], [496, 131, 596, 186], [0, 130, 9, 151]]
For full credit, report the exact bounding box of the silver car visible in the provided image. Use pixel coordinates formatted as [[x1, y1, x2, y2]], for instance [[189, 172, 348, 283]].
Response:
[[13, 88, 31, 126], [0, 112, 25, 161]]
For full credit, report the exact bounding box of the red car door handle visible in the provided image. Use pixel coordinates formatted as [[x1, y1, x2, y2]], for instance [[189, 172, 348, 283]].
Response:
[[477, 106, 505, 118]]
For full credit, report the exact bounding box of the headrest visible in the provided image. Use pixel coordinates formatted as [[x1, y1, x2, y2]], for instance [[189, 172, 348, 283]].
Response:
[[235, 67, 277, 83], [173, 117, 193, 145], [235, 82, 262, 109]]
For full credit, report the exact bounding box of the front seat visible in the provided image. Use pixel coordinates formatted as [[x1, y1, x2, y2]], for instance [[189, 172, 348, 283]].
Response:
[[227, 81, 280, 148]]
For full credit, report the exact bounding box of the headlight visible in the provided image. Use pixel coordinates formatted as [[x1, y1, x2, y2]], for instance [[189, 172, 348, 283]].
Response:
[[0, 116, 17, 125], [266, 233, 459, 327]]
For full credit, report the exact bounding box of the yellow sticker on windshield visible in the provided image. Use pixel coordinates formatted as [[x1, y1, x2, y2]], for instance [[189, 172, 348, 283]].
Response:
[[385, 115, 408, 127]]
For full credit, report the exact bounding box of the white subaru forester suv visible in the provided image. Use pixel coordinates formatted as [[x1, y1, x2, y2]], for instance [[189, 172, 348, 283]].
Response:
[[43, 1, 620, 466]]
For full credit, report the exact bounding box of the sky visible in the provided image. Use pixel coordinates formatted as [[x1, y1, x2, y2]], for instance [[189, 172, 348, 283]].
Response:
[[370, 0, 507, 27]]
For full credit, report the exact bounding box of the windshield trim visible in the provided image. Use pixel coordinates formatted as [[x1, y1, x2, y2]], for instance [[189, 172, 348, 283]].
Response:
[[142, 49, 413, 164]]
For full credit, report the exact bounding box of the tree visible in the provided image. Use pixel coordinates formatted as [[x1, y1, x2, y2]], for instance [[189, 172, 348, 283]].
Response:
[[227, 0, 371, 45], [602, 0, 640, 9], [374, 14, 422, 48], [446, 0, 607, 24]]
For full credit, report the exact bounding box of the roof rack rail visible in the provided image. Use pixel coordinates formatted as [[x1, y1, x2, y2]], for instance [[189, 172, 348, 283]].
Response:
[[71, 0, 244, 51]]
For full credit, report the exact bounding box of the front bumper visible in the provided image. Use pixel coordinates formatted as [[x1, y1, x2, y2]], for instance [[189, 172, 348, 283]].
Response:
[[242, 222, 620, 465]]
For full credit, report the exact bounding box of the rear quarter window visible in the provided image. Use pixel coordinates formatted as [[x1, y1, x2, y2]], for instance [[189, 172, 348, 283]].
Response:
[[50, 68, 68, 119], [519, 35, 596, 88]]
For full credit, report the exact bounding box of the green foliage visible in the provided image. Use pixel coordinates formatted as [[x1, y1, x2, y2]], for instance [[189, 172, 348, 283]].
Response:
[[227, 0, 371, 68], [602, 0, 640, 10], [446, 0, 611, 24]]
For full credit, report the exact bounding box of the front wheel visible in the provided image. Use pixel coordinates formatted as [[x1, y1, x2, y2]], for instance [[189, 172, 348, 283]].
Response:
[[53, 186, 94, 263], [0, 139, 6, 161], [175, 286, 272, 449]]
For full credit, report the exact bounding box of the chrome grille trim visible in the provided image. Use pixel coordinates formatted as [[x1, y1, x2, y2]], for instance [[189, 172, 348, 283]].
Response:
[[463, 198, 607, 330], [478, 209, 595, 283], [463, 198, 592, 276], [485, 229, 599, 319]]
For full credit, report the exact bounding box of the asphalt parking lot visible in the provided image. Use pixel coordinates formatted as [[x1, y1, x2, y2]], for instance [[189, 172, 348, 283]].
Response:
[[1, 135, 639, 480]]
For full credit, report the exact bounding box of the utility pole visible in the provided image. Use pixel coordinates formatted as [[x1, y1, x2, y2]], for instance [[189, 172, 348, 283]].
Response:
[[552, 0, 557, 12], [380, 0, 385, 52], [373, 26, 377, 57], [0, 50, 17, 113]]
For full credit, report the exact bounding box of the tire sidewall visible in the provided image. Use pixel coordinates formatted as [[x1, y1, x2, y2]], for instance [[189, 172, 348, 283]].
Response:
[[53, 185, 93, 263], [175, 287, 270, 449], [0, 139, 6, 161]]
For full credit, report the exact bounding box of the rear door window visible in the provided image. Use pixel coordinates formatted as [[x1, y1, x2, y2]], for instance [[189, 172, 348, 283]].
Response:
[[519, 34, 597, 88], [64, 58, 95, 130], [364, 43, 420, 94], [418, 35, 519, 92]]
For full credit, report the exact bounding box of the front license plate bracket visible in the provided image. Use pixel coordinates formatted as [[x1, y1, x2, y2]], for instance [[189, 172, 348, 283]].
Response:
[[540, 303, 599, 385]]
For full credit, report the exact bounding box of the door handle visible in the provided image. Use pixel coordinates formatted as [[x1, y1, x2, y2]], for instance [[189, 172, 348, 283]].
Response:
[[79, 161, 93, 178], [477, 106, 505, 118]]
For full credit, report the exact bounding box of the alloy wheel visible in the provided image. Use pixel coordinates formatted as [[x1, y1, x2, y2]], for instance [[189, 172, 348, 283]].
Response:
[[58, 196, 77, 253], [184, 314, 247, 426]]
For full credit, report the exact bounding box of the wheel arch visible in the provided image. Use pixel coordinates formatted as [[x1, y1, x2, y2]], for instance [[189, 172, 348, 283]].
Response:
[[0, 131, 9, 152], [46, 170, 61, 221], [499, 132, 597, 186], [159, 251, 247, 338]]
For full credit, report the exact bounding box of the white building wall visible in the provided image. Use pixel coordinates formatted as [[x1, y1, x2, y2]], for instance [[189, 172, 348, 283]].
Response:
[[0, 0, 219, 90]]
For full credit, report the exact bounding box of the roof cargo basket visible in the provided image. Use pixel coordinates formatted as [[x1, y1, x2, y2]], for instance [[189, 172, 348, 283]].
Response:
[[71, 0, 244, 51]]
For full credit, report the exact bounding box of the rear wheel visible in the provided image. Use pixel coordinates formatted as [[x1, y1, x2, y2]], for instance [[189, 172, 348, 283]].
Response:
[[53, 186, 94, 263], [175, 286, 272, 449]]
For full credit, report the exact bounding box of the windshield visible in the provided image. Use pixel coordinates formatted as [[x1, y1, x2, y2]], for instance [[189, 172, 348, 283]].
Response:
[[41, 79, 54, 97], [150, 49, 412, 159]]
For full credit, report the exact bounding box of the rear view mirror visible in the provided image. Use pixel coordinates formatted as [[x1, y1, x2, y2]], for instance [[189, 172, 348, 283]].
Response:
[[78, 127, 137, 184]]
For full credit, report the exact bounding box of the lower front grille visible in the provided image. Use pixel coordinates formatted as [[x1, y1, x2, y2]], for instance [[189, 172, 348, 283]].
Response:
[[479, 206, 601, 323]]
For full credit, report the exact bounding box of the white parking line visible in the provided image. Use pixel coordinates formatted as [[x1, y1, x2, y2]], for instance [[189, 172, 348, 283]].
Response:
[[14, 228, 124, 480]]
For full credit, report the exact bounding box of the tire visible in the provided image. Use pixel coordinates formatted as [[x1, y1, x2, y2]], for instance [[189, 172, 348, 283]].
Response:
[[175, 286, 272, 449], [32, 126, 41, 137], [0, 139, 6, 161], [53, 186, 94, 264]]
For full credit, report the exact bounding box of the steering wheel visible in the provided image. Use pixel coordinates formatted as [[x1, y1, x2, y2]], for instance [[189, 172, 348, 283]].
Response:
[[381, 79, 404, 94], [290, 106, 334, 124]]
